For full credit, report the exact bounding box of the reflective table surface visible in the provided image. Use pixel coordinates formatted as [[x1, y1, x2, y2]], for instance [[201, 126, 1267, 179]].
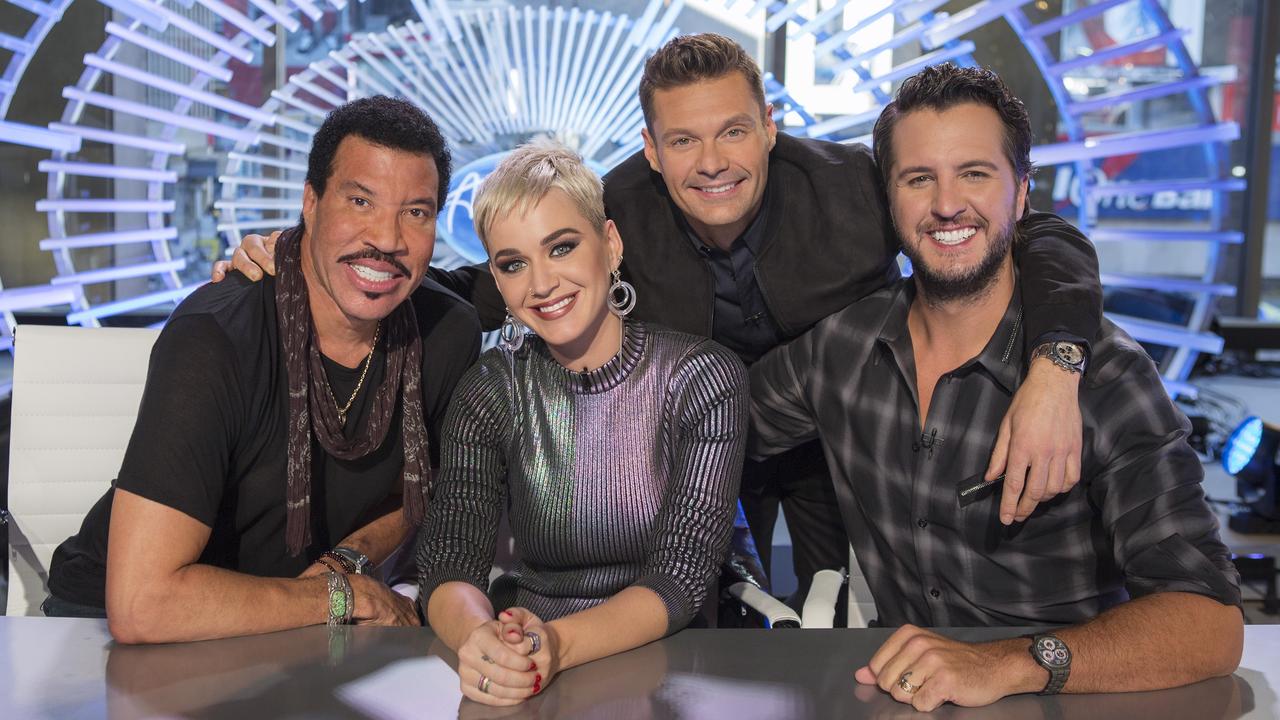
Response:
[[1, 618, 1276, 719]]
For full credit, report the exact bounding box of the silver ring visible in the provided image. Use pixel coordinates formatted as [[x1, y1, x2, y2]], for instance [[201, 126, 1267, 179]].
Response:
[[478, 675, 492, 694], [525, 630, 542, 654]]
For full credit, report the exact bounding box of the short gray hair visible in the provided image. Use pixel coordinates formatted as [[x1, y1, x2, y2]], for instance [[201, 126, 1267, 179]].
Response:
[[473, 139, 606, 247]]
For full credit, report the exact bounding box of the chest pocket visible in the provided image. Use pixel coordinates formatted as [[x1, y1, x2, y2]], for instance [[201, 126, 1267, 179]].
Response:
[[959, 486, 1101, 605]]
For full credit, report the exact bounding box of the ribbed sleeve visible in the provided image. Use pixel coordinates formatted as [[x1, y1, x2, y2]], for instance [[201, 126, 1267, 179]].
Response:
[[634, 341, 748, 632], [416, 358, 510, 604], [414, 322, 748, 628]]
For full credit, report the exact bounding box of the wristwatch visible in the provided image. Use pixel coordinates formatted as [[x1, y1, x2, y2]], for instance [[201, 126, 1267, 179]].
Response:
[[1029, 634, 1072, 695], [332, 546, 374, 575], [1032, 341, 1087, 375]]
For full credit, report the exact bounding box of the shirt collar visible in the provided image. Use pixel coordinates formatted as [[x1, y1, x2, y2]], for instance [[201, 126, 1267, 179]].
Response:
[[875, 278, 1026, 395], [968, 287, 1025, 394], [675, 182, 771, 255]]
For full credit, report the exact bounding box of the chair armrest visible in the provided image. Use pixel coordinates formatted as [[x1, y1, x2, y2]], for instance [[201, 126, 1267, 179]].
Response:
[[725, 582, 801, 629], [800, 568, 846, 628]]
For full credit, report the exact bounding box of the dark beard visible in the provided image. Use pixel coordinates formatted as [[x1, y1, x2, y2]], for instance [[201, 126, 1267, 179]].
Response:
[[902, 221, 1014, 306]]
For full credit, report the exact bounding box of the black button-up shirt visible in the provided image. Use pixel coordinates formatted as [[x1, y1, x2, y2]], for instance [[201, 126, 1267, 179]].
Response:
[[678, 201, 783, 365], [749, 279, 1240, 627]]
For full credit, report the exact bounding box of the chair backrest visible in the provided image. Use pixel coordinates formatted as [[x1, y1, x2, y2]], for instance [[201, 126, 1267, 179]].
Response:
[[5, 325, 159, 616], [846, 544, 877, 628]]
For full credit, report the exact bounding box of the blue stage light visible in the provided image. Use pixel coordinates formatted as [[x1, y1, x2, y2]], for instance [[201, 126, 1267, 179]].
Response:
[[1222, 416, 1280, 533], [1223, 416, 1264, 475]]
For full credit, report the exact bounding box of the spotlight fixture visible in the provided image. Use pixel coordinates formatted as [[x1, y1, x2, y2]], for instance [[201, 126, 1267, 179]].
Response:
[[1222, 416, 1280, 534]]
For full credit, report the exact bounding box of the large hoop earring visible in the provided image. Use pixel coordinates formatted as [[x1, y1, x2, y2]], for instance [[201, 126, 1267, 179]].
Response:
[[608, 269, 636, 317], [499, 309, 525, 352]]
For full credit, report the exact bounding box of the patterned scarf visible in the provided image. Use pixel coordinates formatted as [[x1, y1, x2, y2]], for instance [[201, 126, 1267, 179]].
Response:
[[275, 226, 430, 556]]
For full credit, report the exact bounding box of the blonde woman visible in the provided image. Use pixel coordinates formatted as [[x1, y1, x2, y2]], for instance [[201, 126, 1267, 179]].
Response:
[[415, 141, 749, 706]]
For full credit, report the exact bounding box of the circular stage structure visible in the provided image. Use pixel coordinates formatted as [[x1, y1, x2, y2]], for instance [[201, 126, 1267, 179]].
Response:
[[0, 0, 1240, 396]]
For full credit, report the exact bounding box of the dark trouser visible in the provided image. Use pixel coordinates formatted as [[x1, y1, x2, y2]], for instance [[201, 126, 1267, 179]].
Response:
[[41, 595, 107, 619], [739, 439, 848, 603]]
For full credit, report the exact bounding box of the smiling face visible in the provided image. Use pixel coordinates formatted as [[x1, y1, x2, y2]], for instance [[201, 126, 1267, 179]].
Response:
[[486, 188, 623, 367], [641, 72, 777, 248], [300, 135, 438, 333], [887, 102, 1028, 304]]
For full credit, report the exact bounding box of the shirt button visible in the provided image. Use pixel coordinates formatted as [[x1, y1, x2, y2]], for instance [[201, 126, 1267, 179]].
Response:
[[917, 518, 928, 529], [929, 588, 941, 599]]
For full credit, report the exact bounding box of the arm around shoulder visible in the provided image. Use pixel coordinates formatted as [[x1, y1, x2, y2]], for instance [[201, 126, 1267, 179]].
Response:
[[990, 211, 1103, 520], [424, 263, 506, 331], [1014, 211, 1102, 347]]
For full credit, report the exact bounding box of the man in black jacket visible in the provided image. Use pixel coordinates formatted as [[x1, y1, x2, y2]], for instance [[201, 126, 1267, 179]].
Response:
[[216, 35, 1102, 604], [608, 35, 1100, 599]]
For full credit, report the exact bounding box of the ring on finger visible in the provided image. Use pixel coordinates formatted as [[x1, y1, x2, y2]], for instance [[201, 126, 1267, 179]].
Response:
[[478, 675, 493, 694], [898, 671, 922, 695], [525, 630, 542, 654]]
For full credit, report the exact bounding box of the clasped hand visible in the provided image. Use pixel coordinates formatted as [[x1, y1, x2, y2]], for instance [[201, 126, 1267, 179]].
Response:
[[458, 607, 555, 706]]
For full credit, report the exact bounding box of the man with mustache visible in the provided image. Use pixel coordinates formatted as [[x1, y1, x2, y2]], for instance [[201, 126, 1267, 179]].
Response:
[[44, 97, 480, 642], [217, 34, 1102, 608], [749, 64, 1241, 711]]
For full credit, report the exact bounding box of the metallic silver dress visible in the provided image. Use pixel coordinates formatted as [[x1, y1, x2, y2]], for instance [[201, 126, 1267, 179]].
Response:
[[416, 321, 748, 631]]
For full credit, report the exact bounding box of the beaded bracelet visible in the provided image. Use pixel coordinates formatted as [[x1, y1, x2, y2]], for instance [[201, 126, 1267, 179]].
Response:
[[326, 572, 354, 626], [321, 550, 358, 575]]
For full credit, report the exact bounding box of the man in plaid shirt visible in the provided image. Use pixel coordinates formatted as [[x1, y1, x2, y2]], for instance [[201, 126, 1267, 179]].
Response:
[[749, 64, 1242, 712]]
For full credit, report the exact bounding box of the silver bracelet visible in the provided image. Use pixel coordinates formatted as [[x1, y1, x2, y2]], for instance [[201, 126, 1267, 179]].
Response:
[[327, 571, 354, 626]]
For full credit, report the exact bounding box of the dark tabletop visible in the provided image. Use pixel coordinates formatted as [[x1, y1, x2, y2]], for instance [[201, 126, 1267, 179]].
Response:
[[1, 618, 1276, 719]]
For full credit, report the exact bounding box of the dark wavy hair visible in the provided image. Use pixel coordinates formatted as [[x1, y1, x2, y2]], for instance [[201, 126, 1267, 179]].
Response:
[[872, 64, 1033, 187], [639, 33, 766, 132], [305, 95, 452, 206]]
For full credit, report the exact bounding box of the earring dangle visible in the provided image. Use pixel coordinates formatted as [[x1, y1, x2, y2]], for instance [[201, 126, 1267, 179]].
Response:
[[607, 269, 637, 317], [499, 309, 525, 352]]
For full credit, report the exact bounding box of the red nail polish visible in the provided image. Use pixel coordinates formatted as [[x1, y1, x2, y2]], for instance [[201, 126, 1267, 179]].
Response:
[[529, 662, 537, 671], [535, 674, 542, 684], [533, 683, 541, 694]]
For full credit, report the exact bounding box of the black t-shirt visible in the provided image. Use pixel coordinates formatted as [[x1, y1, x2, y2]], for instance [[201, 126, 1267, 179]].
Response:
[[47, 272, 480, 608]]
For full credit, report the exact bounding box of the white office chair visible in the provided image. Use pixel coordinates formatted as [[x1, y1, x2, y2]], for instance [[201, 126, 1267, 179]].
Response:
[[5, 325, 159, 616], [799, 545, 879, 628]]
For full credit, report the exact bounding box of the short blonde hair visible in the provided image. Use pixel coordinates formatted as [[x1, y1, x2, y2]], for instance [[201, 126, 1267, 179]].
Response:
[[472, 139, 606, 247]]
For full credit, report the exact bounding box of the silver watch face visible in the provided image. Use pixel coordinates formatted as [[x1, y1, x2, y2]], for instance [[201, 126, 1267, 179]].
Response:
[[334, 547, 370, 572], [1053, 342, 1085, 366], [1035, 636, 1071, 668]]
